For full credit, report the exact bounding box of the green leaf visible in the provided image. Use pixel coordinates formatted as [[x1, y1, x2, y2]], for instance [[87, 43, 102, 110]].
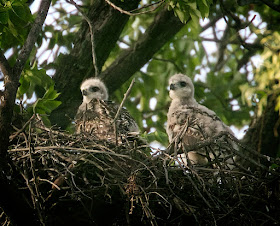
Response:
[[0, 11, 9, 24], [33, 98, 61, 115], [174, 8, 189, 24], [25, 72, 42, 85], [275, 96, 280, 112], [7, 19, 18, 37], [187, 2, 197, 11], [12, 5, 25, 19], [270, 163, 279, 170], [144, 131, 169, 147], [43, 100, 62, 112], [40, 115, 52, 127], [17, 75, 30, 97], [43, 85, 60, 100], [197, 0, 209, 18]]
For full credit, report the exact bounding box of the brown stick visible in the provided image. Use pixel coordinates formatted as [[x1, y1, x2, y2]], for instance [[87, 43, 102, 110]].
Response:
[[66, 0, 99, 77]]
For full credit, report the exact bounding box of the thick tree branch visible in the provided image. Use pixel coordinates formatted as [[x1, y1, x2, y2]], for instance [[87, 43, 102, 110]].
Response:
[[0, 0, 51, 160], [237, 0, 280, 12], [50, 4, 184, 129], [13, 0, 51, 76], [242, 93, 280, 157], [1, 0, 51, 154], [67, 0, 99, 76], [50, 0, 141, 128], [0, 1, 51, 225], [261, 0, 280, 12], [101, 7, 185, 93], [0, 50, 12, 78]]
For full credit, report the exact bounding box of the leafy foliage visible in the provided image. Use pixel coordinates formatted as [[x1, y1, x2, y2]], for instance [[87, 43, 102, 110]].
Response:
[[0, 0, 32, 49], [1, 0, 280, 151], [17, 64, 61, 126], [1, 1, 280, 225], [167, 0, 212, 33]]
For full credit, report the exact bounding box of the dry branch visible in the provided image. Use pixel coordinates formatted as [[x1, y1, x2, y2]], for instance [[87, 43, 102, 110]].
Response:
[[51, 0, 141, 128], [0, 1, 51, 225], [66, 0, 99, 77], [101, 7, 185, 93], [6, 115, 280, 225], [104, 0, 164, 15], [13, 0, 51, 76]]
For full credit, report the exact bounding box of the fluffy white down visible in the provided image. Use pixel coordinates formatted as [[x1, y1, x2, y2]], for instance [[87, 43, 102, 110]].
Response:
[[166, 73, 235, 167], [78, 78, 108, 113], [167, 73, 233, 142], [81, 78, 108, 102], [76, 77, 139, 135]]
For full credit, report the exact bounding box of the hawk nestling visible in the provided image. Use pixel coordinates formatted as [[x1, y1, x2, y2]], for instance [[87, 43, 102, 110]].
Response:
[[166, 73, 236, 168], [75, 78, 139, 143]]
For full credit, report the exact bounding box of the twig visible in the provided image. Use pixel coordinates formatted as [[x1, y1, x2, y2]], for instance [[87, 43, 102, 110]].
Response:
[[185, 169, 213, 209], [10, 145, 132, 158], [113, 122, 119, 146], [66, 0, 99, 76], [113, 78, 136, 144], [104, 0, 164, 16], [113, 78, 136, 123], [28, 124, 45, 225], [38, 178, 61, 190], [20, 172, 37, 207], [130, 1, 162, 13], [260, 0, 280, 12], [9, 114, 36, 141], [70, 172, 92, 199], [152, 57, 183, 72]]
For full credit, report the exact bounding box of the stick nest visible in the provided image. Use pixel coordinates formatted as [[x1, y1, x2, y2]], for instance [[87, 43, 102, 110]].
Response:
[[3, 115, 280, 225]]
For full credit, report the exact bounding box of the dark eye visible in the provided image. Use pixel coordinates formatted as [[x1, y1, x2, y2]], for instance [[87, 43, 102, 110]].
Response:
[[89, 86, 100, 92], [180, 81, 187, 87]]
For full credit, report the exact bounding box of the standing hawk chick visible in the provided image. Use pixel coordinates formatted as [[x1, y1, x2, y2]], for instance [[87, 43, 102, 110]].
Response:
[[167, 74, 236, 168], [75, 78, 139, 143]]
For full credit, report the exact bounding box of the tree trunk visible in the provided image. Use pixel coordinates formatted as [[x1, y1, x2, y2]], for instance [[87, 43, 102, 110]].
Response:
[[242, 93, 280, 157], [50, 3, 185, 130], [50, 0, 141, 129]]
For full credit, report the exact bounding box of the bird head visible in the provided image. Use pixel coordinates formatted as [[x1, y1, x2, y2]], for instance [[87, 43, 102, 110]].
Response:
[[80, 78, 108, 103], [169, 74, 195, 101]]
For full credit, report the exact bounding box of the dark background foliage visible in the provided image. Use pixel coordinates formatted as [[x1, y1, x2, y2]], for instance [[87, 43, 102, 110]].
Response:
[[0, 0, 280, 224]]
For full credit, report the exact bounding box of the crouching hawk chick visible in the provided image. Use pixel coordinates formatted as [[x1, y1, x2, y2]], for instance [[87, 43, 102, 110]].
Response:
[[166, 73, 237, 169], [75, 78, 139, 143]]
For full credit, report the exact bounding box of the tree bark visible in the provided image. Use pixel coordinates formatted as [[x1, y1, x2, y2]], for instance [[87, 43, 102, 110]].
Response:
[[50, 3, 185, 129], [101, 7, 185, 93], [242, 93, 280, 157], [0, 1, 51, 224], [50, 0, 141, 129]]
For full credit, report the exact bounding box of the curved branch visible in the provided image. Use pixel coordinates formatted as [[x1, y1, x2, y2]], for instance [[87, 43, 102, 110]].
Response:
[[242, 93, 280, 157], [0, 50, 12, 78], [101, 7, 185, 93], [67, 0, 99, 76], [1, 0, 51, 152], [104, 0, 164, 16], [50, 6, 184, 129], [0, 1, 51, 224], [261, 0, 280, 12], [13, 0, 51, 76], [50, 0, 141, 128]]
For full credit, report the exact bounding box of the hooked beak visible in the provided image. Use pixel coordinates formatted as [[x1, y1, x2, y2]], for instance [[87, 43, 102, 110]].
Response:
[[170, 83, 176, 90], [82, 90, 88, 96]]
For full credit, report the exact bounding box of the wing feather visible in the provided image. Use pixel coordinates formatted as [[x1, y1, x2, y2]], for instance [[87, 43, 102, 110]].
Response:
[[75, 99, 139, 143]]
